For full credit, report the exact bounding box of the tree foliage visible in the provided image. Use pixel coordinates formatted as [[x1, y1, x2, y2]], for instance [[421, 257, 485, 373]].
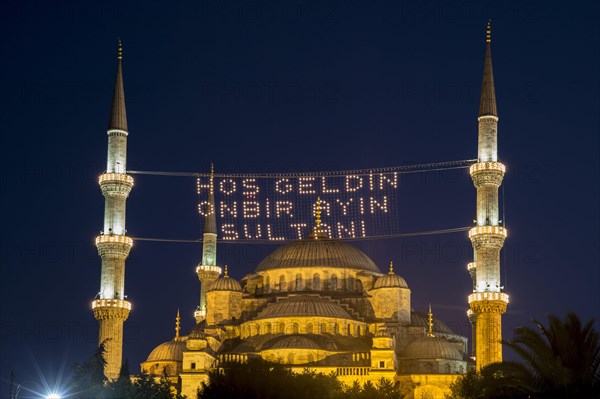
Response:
[[67, 344, 183, 399], [198, 358, 402, 399], [448, 312, 600, 399]]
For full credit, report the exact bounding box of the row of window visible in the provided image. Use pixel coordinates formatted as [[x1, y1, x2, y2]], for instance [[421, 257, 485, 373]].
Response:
[[240, 320, 366, 338], [259, 274, 363, 293]]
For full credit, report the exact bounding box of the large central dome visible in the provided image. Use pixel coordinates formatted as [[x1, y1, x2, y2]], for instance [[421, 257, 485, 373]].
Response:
[[256, 238, 381, 273]]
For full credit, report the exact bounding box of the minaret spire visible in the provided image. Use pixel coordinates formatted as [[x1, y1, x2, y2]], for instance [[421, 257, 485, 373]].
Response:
[[93, 38, 134, 380], [195, 163, 222, 323], [479, 20, 497, 118], [108, 38, 128, 132], [468, 21, 509, 370]]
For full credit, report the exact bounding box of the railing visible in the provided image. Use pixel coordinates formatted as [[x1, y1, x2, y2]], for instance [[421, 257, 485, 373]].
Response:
[[468, 292, 509, 304], [92, 299, 132, 310], [96, 235, 133, 245], [469, 226, 507, 238], [469, 162, 505, 174]]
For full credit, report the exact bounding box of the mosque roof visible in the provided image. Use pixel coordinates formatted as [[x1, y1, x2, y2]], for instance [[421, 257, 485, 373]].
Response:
[[256, 238, 381, 273], [209, 274, 242, 292], [145, 339, 186, 363], [402, 336, 462, 361], [255, 296, 353, 320]]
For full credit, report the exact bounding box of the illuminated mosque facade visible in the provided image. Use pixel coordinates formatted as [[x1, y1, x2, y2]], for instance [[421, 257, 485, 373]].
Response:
[[91, 23, 508, 399]]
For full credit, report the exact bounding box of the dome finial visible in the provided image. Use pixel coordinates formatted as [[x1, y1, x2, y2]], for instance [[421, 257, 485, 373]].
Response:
[[117, 37, 123, 61], [486, 19, 491, 44], [389, 260, 394, 274], [174, 309, 181, 340], [224, 265, 229, 277], [312, 197, 326, 239], [427, 304, 434, 337]]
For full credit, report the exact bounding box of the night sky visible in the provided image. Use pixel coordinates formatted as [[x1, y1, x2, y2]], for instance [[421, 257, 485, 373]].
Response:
[[1, 0, 599, 394]]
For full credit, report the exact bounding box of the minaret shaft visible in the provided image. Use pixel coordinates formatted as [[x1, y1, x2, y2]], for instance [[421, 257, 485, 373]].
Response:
[[195, 166, 221, 323], [468, 22, 509, 370], [93, 40, 132, 380]]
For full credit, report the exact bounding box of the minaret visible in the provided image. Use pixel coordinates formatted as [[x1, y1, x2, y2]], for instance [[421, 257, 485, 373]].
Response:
[[468, 21, 509, 369], [92, 39, 134, 380], [195, 164, 222, 323]]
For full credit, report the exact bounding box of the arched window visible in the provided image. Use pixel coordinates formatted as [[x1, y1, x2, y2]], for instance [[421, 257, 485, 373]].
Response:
[[306, 323, 314, 334], [347, 324, 352, 336], [279, 275, 286, 292], [313, 273, 321, 290], [279, 322, 285, 334], [265, 276, 271, 293], [330, 274, 338, 291], [292, 322, 299, 334], [321, 322, 328, 334], [287, 353, 295, 364], [445, 363, 452, 373], [347, 276, 355, 291], [295, 273, 303, 290]]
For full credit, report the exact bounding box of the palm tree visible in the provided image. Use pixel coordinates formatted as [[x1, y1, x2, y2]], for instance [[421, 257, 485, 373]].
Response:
[[498, 312, 600, 398]]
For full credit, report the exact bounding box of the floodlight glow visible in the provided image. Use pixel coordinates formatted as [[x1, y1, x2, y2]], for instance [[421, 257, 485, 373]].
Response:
[[46, 393, 61, 399]]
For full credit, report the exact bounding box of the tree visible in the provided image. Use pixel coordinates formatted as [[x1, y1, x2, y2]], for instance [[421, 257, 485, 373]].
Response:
[[500, 312, 600, 398], [69, 341, 109, 399], [448, 312, 600, 399], [198, 358, 402, 399]]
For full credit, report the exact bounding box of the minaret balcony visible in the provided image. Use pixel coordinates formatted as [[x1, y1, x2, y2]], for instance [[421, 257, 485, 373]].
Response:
[[468, 292, 509, 304], [470, 162, 505, 187], [469, 226, 507, 249], [467, 262, 476, 271], [196, 264, 222, 278], [96, 234, 133, 257], [99, 173, 134, 197], [92, 298, 132, 310]]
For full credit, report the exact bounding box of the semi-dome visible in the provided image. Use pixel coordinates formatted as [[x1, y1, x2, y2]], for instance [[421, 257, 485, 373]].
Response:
[[255, 296, 353, 320], [146, 339, 186, 362], [256, 238, 381, 273], [269, 335, 322, 350], [209, 275, 242, 292], [402, 336, 462, 361]]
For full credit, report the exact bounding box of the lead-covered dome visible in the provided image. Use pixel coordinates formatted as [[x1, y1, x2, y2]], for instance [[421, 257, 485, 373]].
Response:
[[256, 238, 381, 273], [373, 273, 408, 289], [209, 275, 242, 292], [146, 339, 186, 362], [402, 336, 462, 360]]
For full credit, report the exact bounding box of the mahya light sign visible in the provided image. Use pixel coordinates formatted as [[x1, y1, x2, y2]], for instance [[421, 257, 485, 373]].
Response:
[[197, 173, 399, 240]]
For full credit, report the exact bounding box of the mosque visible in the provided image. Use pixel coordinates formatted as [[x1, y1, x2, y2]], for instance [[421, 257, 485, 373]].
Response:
[[91, 23, 508, 399]]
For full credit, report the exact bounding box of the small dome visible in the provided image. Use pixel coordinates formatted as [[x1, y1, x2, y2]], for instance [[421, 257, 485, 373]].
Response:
[[402, 336, 461, 361], [256, 296, 352, 320], [373, 273, 408, 289], [209, 275, 242, 292], [256, 239, 381, 273], [146, 340, 186, 362]]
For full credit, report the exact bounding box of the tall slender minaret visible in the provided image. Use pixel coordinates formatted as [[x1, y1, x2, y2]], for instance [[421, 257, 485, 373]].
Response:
[[92, 39, 134, 380], [195, 164, 222, 323], [468, 21, 509, 369]]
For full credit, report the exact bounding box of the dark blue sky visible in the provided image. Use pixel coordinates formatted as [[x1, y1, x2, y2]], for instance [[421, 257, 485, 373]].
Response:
[[1, 0, 599, 393]]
